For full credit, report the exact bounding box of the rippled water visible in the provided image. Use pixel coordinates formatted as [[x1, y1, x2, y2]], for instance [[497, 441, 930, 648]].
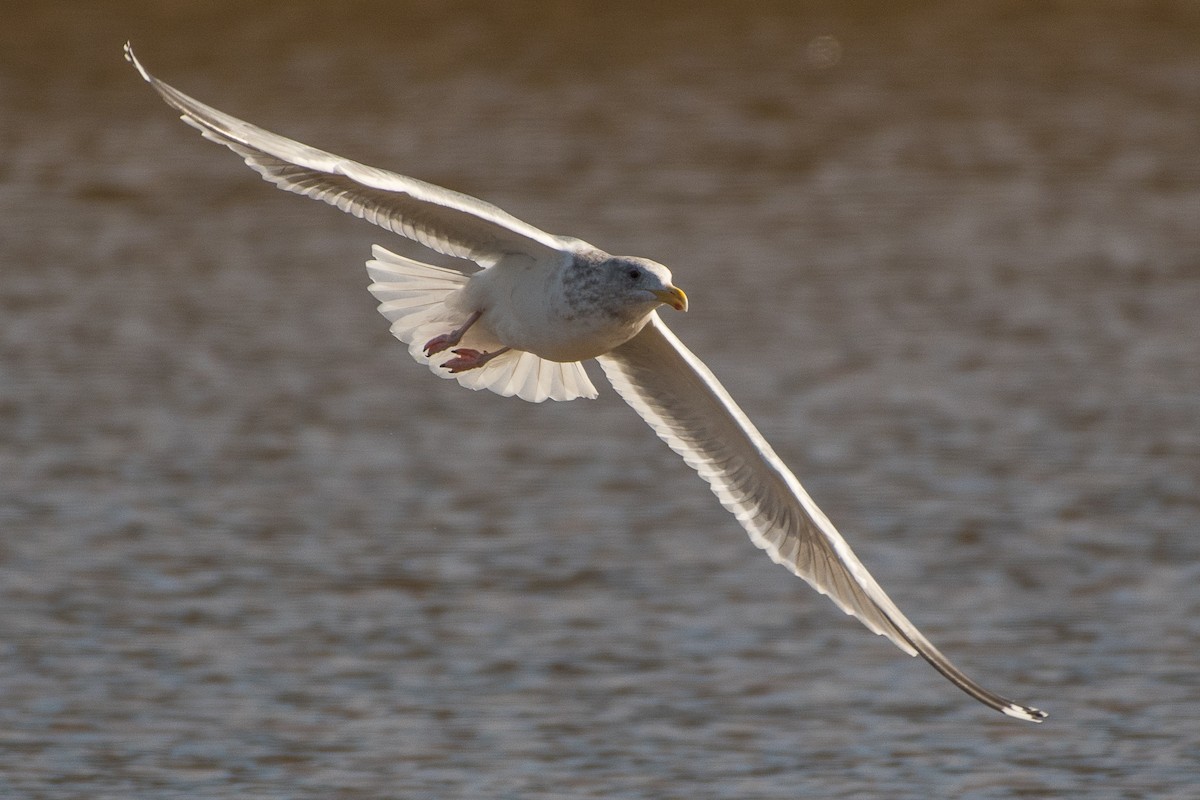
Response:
[[3, 2, 1199, 797]]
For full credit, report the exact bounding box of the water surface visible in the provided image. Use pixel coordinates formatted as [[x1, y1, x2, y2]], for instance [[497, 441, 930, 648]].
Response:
[[2, 2, 1199, 797]]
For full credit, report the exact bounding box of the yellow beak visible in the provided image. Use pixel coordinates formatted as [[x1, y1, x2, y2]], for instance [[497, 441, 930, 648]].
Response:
[[652, 286, 689, 312]]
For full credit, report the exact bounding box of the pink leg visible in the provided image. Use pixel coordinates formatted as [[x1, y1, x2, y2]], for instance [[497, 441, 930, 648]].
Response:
[[424, 310, 483, 356], [443, 346, 512, 373]]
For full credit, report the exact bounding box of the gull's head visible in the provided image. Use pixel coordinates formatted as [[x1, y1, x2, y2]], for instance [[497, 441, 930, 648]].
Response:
[[605, 256, 688, 313], [564, 251, 688, 326]]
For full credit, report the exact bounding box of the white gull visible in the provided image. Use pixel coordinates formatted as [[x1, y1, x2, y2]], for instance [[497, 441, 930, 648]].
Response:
[[125, 44, 1045, 722]]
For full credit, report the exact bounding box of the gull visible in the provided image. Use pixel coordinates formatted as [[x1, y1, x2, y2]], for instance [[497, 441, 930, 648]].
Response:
[[125, 44, 1045, 722]]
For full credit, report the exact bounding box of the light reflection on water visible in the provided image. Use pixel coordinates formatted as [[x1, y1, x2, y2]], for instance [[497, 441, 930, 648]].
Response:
[[2, 2, 1199, 797]]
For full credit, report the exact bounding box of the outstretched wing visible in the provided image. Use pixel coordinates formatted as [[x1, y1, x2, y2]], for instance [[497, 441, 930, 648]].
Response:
[[598, 315, 1046, 722], [125, 43, 570, 266]]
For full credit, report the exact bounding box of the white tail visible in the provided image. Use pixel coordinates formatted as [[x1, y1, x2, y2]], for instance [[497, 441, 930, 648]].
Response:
[[366, 245, 598, 402]]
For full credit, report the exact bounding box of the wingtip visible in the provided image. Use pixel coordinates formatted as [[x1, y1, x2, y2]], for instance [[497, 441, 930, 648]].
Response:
[[1002, 702, 1048, 723], [123, 41, 151, 83]]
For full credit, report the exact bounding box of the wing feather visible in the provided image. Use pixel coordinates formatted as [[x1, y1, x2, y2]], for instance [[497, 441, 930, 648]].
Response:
[[125, 43, 568, 266], [598, 316, 1045, 722]]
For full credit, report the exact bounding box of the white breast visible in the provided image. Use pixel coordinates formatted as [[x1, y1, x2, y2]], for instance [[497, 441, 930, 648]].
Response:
[[462, 253, 646, 363]]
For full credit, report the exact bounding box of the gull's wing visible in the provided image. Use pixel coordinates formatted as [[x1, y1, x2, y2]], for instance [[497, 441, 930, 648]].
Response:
[[125, 44, 570, 266], [598, 315, 1046, 722]]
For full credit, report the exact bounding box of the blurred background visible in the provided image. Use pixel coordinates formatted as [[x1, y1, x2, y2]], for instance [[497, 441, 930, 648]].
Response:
[[2, 1, 1198, 797]]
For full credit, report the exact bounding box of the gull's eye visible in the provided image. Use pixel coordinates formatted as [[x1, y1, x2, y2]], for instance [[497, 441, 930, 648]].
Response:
[[628, 268, 642, 281]]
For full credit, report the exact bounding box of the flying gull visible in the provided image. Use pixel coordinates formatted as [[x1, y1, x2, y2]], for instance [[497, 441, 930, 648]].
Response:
[[125, 44, 1045, 722]]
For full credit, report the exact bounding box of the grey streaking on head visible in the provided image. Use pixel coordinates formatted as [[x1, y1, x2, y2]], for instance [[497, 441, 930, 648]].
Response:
[[125, 43, 1045, 723]]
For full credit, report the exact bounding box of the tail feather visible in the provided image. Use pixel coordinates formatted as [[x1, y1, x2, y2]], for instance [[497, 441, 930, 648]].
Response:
[[366, 245, 598, 402]]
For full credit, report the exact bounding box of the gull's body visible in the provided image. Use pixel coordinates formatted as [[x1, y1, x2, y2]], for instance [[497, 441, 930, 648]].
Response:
[[126, 44, 1044, 722]]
